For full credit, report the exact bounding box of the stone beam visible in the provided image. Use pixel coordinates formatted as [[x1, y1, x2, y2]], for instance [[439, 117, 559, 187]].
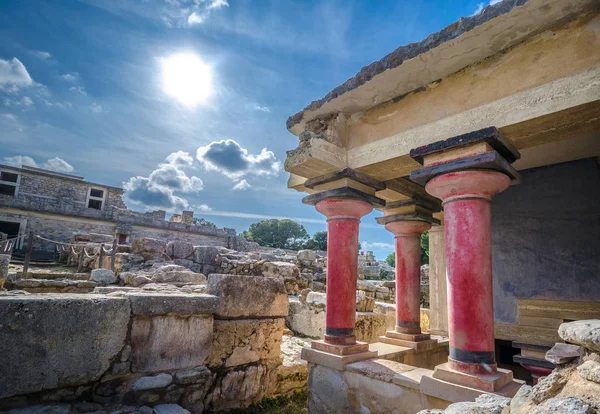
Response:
[[348, 68, 600, 181], [284, 138, 347, 179]]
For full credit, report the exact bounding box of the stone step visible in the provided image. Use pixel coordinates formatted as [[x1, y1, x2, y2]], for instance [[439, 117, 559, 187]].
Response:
[[18, 272, 90, 280], [369, 342, 412, 360]]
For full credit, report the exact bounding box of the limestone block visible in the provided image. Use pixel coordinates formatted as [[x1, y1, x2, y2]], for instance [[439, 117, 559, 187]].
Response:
[[374, 302, 397, 330], [207, 365, 268, 412], [0, 294, 130, 399], [166, 240, 194, 260], [130, 314, 213, 373], [127, 292, 218, 316], [287, 300, 326, 339], [132, 238, 167, 260], [356, 290, 375, 312], [559, 320, 600, 353], [193, 246, 221, 266], [355, 312, 387, 344], [284, 276, 309, 295], [173, 259, 203, 274], [90, 269, 117, 284], [263, 261, 300, 279], [357, 280, 377, 292], [208, 318, 285, 368], [174, 366, 212, 385], [297, 250, 318, 262], [208, 274, 288, 319], [577, 360, 600, 384], [132, 373, 173, 391], [306, 291, 326, 308], [152, 270, 207, 284], [268, 335, 309, 397]]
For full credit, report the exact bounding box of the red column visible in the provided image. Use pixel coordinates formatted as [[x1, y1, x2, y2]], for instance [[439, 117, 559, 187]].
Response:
[[385, 220, 431, 336], [316, 198, 373, 345], [425, 170, 510, 375]]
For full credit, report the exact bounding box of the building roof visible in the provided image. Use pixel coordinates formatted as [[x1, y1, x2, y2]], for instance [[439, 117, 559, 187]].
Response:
[[286, 0, 599, 135], [0, 163, 123, 191]]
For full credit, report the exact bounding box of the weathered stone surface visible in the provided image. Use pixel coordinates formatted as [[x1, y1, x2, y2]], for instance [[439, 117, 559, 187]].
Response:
[[208, 318, 285, 368], [530, 396, 592, 414], [442, 394, 510, 414], [357, 280, 376, 292], [154, 404, 191, 414], [546, 343, 582, 365], [88, 233, 114, 243], [173, 259, 203, 274], [306, 291, 326, 308], [269, 336, 309, 397], [127, 292, 218, 315], [510, 384, 533, 413], [530, 367, 574, 404], [287, 300, 325, 339], [152, 270, 207, 284], [207, 365, 268, 412], [90, 268, 117, 284], [297, 250, 318, 262], [166, 240, 194, 260], [0, 254, 9, 288], [355, 312, 387, 344], [263, 261, 300, 279], [208, 274, 288, 318], [132, 373, 173, 391], [132, 238, 167, 260], [193, 246, 221, 266], [174, 366, 212, 385], [577, 360, 600, 384], [0, 294, 130, 399], [130, 315, 213, 373], [559, 320, 600, 353], [356, 290, 375, 312]]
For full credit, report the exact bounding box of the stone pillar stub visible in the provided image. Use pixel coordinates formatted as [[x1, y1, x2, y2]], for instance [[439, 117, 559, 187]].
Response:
[[410, 126, 523, 393]]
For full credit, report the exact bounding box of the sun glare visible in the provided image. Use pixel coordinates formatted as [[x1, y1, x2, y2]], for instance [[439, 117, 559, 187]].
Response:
[[161, 53, 213, 107]]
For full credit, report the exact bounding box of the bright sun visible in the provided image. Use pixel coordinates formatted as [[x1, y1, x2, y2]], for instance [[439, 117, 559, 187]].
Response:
[[161, 53, 213, 107]]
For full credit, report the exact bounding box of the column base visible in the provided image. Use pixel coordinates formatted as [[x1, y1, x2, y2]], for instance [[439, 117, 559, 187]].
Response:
[[324, 334, 357, 345], [379, 330, 439, 353], [311, 339, 369, 355], [302, 341, 377, 371], [432, 362, 518, 392], [421, 371, 524, 403]]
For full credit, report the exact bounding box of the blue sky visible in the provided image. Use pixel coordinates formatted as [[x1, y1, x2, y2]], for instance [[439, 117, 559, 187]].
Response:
[[0, 0, 491, 259]]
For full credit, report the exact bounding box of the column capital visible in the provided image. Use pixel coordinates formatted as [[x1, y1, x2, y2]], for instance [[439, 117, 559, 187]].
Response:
[[315, 198, 373, 221], [426, 170, 511, 204], [383, 220, 431, 237]]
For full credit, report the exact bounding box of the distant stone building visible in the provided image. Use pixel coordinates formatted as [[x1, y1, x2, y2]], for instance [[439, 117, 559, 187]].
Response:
[[0, 164, 248, 253]]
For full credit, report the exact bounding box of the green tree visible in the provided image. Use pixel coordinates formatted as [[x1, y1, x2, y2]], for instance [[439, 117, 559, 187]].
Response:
[[192, 217, 217, 228], [242, 219, 309, 250], [386, 252, 395, 268], [306, 231, 327, 251], [384, 232, 429, 267]]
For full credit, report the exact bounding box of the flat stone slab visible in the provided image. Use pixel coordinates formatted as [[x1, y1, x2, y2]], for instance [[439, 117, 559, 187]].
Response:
[[345, 358, 415, 383], [545, 342, 582, 364], [126, 292, 218, 316], [558, 320, 600, 353], [207, 274, 288, 319], [0, 294, 130, 399]]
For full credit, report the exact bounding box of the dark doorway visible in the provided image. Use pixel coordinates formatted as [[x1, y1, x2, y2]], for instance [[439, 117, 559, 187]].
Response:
[[118, 234, 127, 244], [0, 221, 20, 238]]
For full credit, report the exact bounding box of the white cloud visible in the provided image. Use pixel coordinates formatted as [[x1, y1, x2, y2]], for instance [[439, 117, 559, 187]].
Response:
[[123, 158, 204, 211], [61, 73, 79, 81], [193, 204, 212, 212], [69, 85, 87, 95], [0, 58, 33, 89], [0, 113, 17, 121], [472, 2, 484, 16], [196, 139, 282, 179], [187, 12, 204, 25], [166, 150, 195, 167], [30, 50, 52, 60], [1, 155, 74, 173], [208, 0, 229, 10], [360, 241, 395, 251], [232, 179, 251, 191], [253, 104, 270, 113], [90, 102, 103, 113], [200, 210, 326, 225]]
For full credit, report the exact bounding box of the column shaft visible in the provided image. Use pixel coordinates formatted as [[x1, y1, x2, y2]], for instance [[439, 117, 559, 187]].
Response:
[[395, 233, 422, 334]]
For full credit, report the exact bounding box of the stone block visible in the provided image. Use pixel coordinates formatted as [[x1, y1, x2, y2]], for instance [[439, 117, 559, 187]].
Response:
[[577, 360, 600, 384], [287, 300, 325, 338], [263, 261, 300, 279], [208, 274, 288, 319], [311, 340, 369, 356], [357, 280, 376, 292], [0, 294, 130, 399], [152, 270, 207, 284], [558, 320, 600, 353], [207, 365, 268, 412], [89, 233, 114, 243], [132, 373, 173, 391], [127, 292, 218, 316], [174, 366, 212, 385], [545, 342, 582, 364], [432, 362, 517, 393], [301, 347, 377, 371], [208, 318, 284, 368], [355, 312, 387, 344], [193, 246, 221, 266], [132, 238, 167, 260], [166, 240, 194, 259], [130, 315, 213, 373], [173, 259, 203, 274], [90, 269, 117, 284], [306, 291, 326, 308], [297, 250, 318, 262], [0, 254, 9, 288]]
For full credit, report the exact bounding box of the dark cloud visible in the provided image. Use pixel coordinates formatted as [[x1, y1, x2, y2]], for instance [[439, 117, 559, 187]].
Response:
[[123, 176, 188, 210], [196, 139, 281, 179]]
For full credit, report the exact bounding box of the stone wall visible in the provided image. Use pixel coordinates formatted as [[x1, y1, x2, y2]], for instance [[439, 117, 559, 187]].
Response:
[[0, 274, 306, 412]]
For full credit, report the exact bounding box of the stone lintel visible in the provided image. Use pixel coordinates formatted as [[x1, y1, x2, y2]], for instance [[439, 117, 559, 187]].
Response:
[[302, 187, 386, 208], [410, 126, 520, 165], [304, 168, 385, 191], [432, 362, 516, 392], [376, 212, 440, 226], [311, 339, 370, 356], [284, 138, 347, 179], [409, 151, 521, 187], [301, 346, 377, 371]]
